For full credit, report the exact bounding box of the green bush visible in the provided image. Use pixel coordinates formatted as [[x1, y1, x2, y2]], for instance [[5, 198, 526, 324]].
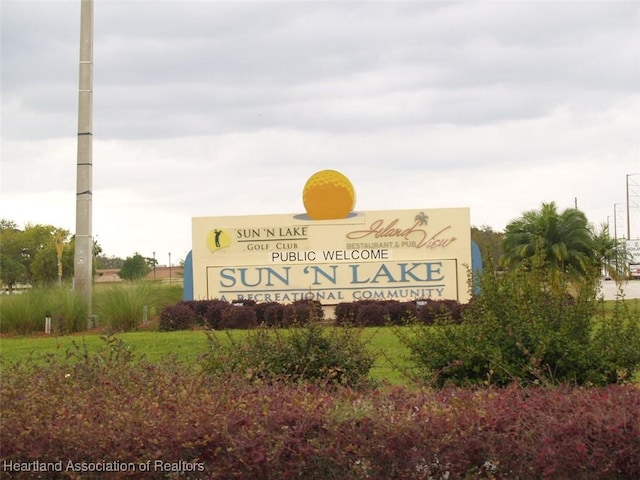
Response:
[[202, 323, 375, 387], [398, 259, 640, 387], [0, 288, 87, 334], [590, 295, 640, 384], [283, 299, 324, 325], [415, 298, 466, 325]]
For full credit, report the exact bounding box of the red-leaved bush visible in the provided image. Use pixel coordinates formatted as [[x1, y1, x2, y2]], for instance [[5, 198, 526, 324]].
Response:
[[2, 338, 639, 479], [158, 303, 197, 331], [334, 299, 466, 327]]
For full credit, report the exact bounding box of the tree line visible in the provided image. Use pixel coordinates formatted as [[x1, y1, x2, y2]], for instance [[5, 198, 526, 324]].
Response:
[[0, 220, 159, 291]]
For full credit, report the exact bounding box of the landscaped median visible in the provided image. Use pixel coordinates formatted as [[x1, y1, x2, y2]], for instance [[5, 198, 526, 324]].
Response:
[[2, 263, 640, 478], [1, 335, 639, 480]]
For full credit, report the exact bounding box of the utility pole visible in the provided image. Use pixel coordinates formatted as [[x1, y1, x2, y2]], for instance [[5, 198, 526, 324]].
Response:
[[74, 0, 94, 328]]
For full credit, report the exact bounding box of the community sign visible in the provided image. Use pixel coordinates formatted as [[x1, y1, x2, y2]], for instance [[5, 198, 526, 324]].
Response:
[[191, 170, 473, 304], [627, 238, 640, 278]]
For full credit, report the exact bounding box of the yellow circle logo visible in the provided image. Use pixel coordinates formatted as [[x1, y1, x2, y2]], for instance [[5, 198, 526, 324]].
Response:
[[303, 170, 356, 220]]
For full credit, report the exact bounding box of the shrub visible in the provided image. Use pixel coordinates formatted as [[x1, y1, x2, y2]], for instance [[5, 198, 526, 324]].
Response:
[[259, 302, 288, 327], [330, 384, 640, 480], [282, 299, 324, 325], [180, 300, 210, 326], [334, 301, 358, 325], [415, 298, 466, 325], [202, 323, 375, 387], [336, 300, 385, 326], [355, 302, 389, 326], [157, 299, 324, 331], [284, 323, 372, 386], [203, 300, 231, 329], [2, 342, 639, 480], [398, 259, 640, 387], [253, 301, 278, 325], [336, 299, 462, 327], [386, 300, 417, 325], [219, 305, 258, 329], [232, 298, 257, 308], [158, 303, 196, 331], [590, 295, 640, 384]]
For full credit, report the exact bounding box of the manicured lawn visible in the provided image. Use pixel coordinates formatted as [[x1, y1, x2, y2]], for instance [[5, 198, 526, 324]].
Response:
[[0, 327, 415, 385], [2, 297, 637, 385]]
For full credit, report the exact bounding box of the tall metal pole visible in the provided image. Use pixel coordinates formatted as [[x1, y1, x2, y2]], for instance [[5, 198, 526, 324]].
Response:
[[614, 203, 621, 275], [74, 0, 94, 328], [627, 175, 631, 240], [628, 173, 639, 240]]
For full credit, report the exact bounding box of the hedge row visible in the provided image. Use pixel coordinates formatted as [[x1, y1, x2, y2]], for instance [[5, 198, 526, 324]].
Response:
[[159, 299, 324, 331], [2, 345, 639, 479], [160, 298, 466, 331], [334, 299, 466, 326]]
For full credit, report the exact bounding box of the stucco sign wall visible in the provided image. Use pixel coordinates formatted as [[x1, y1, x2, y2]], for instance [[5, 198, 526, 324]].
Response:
[[191, 207, 472, 304]]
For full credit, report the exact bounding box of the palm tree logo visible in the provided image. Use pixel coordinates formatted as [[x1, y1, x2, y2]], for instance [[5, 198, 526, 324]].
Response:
[[414, 212, 429, 226]]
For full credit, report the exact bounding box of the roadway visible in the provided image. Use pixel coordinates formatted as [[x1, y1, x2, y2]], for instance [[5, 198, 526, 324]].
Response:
[[601, 279, 640, 300]]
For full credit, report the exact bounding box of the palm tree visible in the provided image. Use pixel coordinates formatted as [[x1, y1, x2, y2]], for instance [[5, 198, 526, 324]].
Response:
[[501, 202, 594, 277], [414, 212, 429, 226], [591, 223, 632, 282]]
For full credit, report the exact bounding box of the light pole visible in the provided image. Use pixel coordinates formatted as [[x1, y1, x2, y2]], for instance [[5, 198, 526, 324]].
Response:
[[627, 173, 639, 240], [614, 203, 622, 241], [153, 251, 156, 280], [168, 252, 172, 285], [614, 203, 623, 275]]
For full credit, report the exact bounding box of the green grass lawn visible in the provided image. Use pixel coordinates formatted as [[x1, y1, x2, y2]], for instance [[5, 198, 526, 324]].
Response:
[[0, 327, 415, 385], [3, 297, 638, 385]]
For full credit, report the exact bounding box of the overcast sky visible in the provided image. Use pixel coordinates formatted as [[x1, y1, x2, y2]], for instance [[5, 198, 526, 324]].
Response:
[[1, 0, 639, 262]]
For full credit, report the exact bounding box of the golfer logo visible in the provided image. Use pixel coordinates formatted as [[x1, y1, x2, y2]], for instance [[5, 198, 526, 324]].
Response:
[[206, 228, 231, 252]]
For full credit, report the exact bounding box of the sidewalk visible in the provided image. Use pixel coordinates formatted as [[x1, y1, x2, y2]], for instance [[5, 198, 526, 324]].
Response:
[[601, 280, 640, 300]]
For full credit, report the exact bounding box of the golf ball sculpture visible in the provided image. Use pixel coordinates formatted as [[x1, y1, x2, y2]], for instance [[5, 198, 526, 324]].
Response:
[[303, 170, 355, 220]]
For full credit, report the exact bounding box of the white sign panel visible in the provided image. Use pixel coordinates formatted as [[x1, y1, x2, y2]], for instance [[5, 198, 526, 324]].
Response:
[[192, 208, 472, 304]]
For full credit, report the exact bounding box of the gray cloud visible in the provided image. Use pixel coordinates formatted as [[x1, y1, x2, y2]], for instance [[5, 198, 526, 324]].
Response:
[[1, 0, 638, 257]]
